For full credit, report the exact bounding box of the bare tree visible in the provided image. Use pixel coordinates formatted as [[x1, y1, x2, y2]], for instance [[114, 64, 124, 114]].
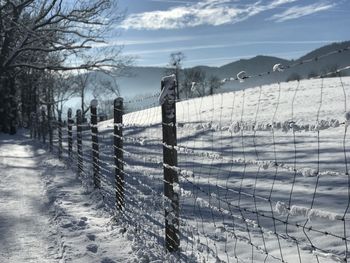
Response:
[[0, 0, 124, 71], [166, 52, 185, 99], [73, 71, 91, 121], [52, 72, 76, 118], [182, 68, 206, 98], [0, 0, 130, 133], [208, 75, 222, 95], [94, 75, 120, 98]]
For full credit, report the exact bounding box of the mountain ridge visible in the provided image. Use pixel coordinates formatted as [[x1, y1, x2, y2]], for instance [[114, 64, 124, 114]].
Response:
[[114, 41, 350, 97]]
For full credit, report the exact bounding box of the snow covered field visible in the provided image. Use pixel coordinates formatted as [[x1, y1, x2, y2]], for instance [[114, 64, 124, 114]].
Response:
[[92, 77, 350, 263], [1, 76, 350, 263]]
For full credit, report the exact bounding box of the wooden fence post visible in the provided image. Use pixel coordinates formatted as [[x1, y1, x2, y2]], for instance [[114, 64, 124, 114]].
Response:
[[114, 98, 124, 211], [90, 100, 100, 189], [68, 108, 73, 157], [76, 109, 83, 177], [160, 75, 179, 252], [58, 110, 62, 159]]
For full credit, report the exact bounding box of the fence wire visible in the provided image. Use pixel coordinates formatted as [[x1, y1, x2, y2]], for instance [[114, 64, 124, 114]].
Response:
[[36, 54, 350, 263]]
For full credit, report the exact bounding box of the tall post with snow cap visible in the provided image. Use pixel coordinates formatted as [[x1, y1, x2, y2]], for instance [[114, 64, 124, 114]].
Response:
[[114, 97, 124, 211], [47, 103, 53, 151], [76, 109, 83, 178], [160, 74, 180, 252], [58, 110, 62, 159], [90, 99, 100, 188], [67, 108, 73, 157]]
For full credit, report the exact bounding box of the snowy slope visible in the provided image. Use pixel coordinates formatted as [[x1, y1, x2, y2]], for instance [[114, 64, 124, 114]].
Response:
[[91, 76, 350, 263], [5, 77, 348, 262]]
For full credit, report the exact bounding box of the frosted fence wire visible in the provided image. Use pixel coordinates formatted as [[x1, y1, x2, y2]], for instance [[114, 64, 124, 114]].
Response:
[[48, 72, 350, 262], [172, 76, 350, 263], [108, 76, 350, 262]]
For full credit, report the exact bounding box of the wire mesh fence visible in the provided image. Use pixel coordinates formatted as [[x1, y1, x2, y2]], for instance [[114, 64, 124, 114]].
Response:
[[30, 50, 350, 262]]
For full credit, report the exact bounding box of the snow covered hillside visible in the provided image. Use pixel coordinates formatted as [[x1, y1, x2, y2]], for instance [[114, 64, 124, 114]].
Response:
[[91, 76, 350, 263], [3, 76, 349, 263]]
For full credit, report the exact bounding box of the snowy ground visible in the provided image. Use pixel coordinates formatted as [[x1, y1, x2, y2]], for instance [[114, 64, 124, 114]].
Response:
[[0, 136, 56, 262], [91, 77, 350, 263], [0, 133, 158, 263], [1, 76, 350, 263]]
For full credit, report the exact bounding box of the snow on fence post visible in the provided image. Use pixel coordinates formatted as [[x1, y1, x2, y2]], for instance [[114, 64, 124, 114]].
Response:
[[90, 99, 100, 189], [160, 75, 180, 252], [58, 110, 62, 159], [67, 108, 73, 157], [114, 98, 124, 211], [76, 109, 83, 178]]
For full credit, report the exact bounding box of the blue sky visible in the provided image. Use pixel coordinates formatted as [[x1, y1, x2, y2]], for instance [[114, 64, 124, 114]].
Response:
[[111, 0, 350, 68]]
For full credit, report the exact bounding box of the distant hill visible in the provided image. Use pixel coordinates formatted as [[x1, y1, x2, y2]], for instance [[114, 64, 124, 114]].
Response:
[[105, 41, 350, 98], [116, 67, 165, 97], [290, 41, 350, 77]]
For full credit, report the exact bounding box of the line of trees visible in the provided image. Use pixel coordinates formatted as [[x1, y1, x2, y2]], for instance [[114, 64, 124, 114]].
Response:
[[286, 64, 349, 82], [166, 52, 223, 99], [0, 0, 129, 134]]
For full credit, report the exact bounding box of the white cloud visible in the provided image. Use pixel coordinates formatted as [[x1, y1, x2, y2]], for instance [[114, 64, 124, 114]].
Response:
[[121, 36, 196, 45], [123, 40, 336, 57], [122, 38, 337, 47], [269, 2, 335, 22], [120, 0, 300, 30], [91, 35, 198, 48], [124, 43, 233, 56], [150, 0, 195, 3]]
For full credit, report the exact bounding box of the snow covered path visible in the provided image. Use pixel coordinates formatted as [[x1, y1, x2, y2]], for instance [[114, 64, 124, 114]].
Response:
[[0, 135, 56, 262], [0, 133, 136, 263]]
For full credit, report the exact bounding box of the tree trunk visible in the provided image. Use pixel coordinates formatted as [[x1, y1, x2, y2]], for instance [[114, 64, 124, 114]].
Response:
[[8, 76, 17, 134]]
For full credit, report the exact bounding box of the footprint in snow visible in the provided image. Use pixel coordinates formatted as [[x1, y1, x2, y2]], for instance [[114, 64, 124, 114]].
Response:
[[119, 228, 127, 235], [86, 234, 96, 241], [101, 258, 116, 263], [60, 219, 74, 229], [86, 244, 98, 253], [78, 220, 87, 227]]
